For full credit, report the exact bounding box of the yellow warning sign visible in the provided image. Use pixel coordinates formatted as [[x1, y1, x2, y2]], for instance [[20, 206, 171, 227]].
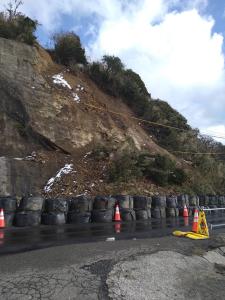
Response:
[[173, 210, 209, 240], [197, 211, 209, 237], [172, 231, 208, 239]]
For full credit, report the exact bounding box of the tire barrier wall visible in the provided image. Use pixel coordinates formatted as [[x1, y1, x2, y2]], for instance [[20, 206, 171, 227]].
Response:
[[0, 194, 224, 227]]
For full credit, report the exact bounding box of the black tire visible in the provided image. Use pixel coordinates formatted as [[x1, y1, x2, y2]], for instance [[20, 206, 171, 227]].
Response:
[[113, 195, 133, 209], [209, 205, 218, 215], [41, 212, 66, 225], [135, 209, 150, 220], [199, 195, 205, 206], [120, 209, 136, 221], [93, 196, 116, 210], [166, 196, 178, 208], [91, 209, 113, 223], [151, 207, 166, 218], [218, 196, 225, 206], [67, 212, 91, 224], [166, 208, 179, 218], [189, 196, 199, 206], [0, 197, 17, 212], [4, 212, 15, 227], [152, 196, 166, 208], [69, 196, 93, 213], [151, 208, 160, 219], [204, 196, 210, 206], [208, 196, 218, 206], [133, 196, 152, 210], [44, 198, 68, 213], [177, 194, 189, 207], [203, 206, 210, 216], [18, 196, 44, 211], [14, 211, 41, 227]]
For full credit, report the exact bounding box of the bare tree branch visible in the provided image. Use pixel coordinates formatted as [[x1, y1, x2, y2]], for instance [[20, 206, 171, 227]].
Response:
[[6, 0, 23, 20]]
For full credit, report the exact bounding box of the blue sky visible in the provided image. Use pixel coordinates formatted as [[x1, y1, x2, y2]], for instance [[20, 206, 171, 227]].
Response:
[[1, 0, 225, 142]]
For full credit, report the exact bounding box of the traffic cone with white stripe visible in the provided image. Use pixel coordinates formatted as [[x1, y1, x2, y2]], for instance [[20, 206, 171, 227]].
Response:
[[183, 205, 188, 217], [114, 204, 121, 222], [0, 209, 5, 228], [192, 209, 199, 233]]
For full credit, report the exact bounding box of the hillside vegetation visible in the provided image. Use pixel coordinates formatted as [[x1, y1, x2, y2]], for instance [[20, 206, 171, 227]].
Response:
[[1, 3, 225, 196]]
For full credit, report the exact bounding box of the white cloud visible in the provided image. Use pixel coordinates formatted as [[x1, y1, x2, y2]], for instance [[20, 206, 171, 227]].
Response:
[[0, 0, 225, 142], [87, 0, 225, 141], [203, 125, 225, 142]]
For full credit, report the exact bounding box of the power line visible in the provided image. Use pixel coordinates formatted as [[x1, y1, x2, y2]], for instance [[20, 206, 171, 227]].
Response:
[[81, 102, 225, 157], [171, 151, 225, 155], [83, 102, 225, 143]]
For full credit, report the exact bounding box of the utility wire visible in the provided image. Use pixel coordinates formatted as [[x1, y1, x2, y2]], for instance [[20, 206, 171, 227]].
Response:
[[82, 102, 225, 156]]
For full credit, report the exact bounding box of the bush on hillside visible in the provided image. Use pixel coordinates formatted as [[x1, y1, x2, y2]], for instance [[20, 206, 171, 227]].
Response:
[[108, 151, 187, 186], [0, 1, 38, 45], [168, 168, 187, 185], [89, 55, 151, 116], [53, 32, 87, 66], [109, 152, 143, 183]]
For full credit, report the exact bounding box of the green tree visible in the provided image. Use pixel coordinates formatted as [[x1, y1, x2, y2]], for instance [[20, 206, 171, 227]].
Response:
[[102, 55, 124, 75], [0, 1, 37, 45], [54, 32, 87, 66]]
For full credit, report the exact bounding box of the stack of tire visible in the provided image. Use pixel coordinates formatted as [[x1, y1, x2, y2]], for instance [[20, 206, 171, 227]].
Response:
[[177, 194, 192, 216], [218, 196, 225, 216], [0, 196, 17, 227], [218, 196, 225, 207], [189, 195, 199, 214], [41, 198, 68, 225], [114, 195, 136, 221], [199, 195, 210, 215], [208, 195, 219, 215], [68, 196, 92, 224], [199, 195, 208, 207], [91, 196, 115, 223], [166, 196, 179, 217], [15, 196, 44, 227], [133, 196, 151, 220], [151, 196, 166, 219]]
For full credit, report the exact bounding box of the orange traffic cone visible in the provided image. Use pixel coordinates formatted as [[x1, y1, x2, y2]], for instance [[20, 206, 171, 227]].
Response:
[[114, 223, 121, 233], [114, 204, 121, 222], [0, 209, 5, 228], [192, 209, 199, 233], [183, 205, 188, 217]]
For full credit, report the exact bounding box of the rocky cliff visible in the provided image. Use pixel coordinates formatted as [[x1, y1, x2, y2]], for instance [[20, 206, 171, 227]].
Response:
[[0, 37, 168, 197]]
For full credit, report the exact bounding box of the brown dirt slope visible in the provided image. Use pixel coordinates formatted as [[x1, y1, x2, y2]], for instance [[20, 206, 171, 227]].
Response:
[[0, 38, 182, 197]]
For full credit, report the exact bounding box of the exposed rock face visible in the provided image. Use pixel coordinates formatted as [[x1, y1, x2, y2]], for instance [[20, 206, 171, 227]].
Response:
[[0, 37, 162, 196]]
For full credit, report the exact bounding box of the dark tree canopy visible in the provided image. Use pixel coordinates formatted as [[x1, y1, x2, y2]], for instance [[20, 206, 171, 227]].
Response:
[[53, 32, 87, 66], [0, 1, 38, 45]]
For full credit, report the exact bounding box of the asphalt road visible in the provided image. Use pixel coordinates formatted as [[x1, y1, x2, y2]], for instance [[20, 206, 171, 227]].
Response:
[[0, 215, 224, 255], [0, 233, 224, 299]]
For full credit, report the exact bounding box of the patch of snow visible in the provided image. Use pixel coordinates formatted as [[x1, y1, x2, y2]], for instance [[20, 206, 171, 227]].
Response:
[[13, 157, 24, 161], [72, 93, 80, 103], [75, 84, 84, 92], [44, 164, 74, 193], [83, 151, 92, 159], [90, 183, 95, 188], [52, 73, 72, 90], [75, 193, 86, 197], [32, 86, 35, 89]]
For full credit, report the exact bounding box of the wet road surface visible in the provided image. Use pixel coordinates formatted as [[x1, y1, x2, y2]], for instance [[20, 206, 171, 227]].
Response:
[[0, 215, 224, 255]]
